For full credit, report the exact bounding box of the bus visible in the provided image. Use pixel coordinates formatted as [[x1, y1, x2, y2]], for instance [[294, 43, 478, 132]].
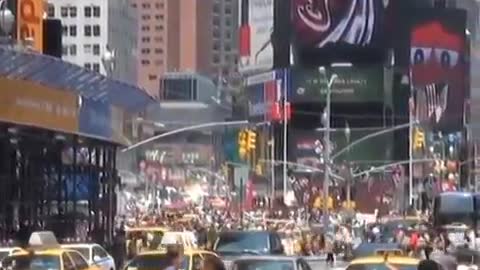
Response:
[[433, 192, 476, 228]]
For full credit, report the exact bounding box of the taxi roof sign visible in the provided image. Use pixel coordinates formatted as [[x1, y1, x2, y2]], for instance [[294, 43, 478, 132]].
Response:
[[28, 231, 60, 248]]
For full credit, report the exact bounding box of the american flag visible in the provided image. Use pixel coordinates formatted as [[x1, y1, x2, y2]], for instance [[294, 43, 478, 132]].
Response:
[[414, 83, 448, 124]]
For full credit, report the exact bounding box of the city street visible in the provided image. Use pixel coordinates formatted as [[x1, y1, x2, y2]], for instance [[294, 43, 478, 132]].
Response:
[[0, 1, 478, 270]]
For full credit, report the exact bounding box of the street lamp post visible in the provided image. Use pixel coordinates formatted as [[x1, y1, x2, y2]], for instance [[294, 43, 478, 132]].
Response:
[[319, 66, 339, 225], [344, 122, 352, 208]]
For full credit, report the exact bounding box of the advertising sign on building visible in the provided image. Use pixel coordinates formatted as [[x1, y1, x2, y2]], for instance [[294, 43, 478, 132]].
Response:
[[408, 8, 467, 132], [290, 65, 384, 103], [0, 77, 79, 133], [246, 69, 290, 122], [238, 0, 274, 73], [17, 0, 44, 52]]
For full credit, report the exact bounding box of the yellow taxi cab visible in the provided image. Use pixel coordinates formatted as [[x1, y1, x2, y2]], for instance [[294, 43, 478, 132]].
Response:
[[124, 248, 219, 270], [1, 231, 100, 270], [346, 254, 420, 270]]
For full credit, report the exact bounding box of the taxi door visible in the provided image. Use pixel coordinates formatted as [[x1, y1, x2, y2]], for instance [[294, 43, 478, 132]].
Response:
[[92, 245, 115, 270]]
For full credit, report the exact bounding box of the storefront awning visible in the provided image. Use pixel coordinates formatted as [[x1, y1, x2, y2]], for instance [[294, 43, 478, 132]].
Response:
[[0, 47, 154, 112]]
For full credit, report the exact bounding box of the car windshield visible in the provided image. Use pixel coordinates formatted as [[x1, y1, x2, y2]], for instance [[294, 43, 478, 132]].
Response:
[[346, 263, 418, 270], [439, 196, 474, 213], [234, 260, 294, 270], [215, 233, 269, 254], [126, 254, 189, 270], [1, 254, 61, 270], [68, 247, 90, 260]]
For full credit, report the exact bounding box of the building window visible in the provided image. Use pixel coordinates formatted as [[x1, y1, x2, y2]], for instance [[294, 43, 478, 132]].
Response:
[[225, 30, 232, 39], [70, 45, 77, 56], [141, 59, 150, 65], [213, 29, 220, 38], [93, 63, 100, 72], [149, 74, 157, 80], [142, 3, 150, 8], [154, 36, 163, 42], [213, 3, 220, 13], [93, 44, 100, 55], [141, 48, 150, 54], [84, 25, 92, 36], [225, 18, 232, 27], [62, 25, 68, 36], [222, 67, 229, 75], [213, 54, 220, 63], [93, 6, 100, 17], [155, 14, 164, 20], [62, 45, 68, 55], [225, 55, 231, 62], [47, 5, 55, 17], [84, 6, 92, 17], [155, 3, 164, 8], [213, 16, 220, 26], [69, 25, 77, 37], [84, 44, 92, 54], [224, 43, 231, 51], [69, 6, 77, 17], [93, 25, 100, 36], [141, 14, 150, 20], [132, 3, 137, 8], [141, 25, 150, 31], [154, 48, 163, 54], [141, 37, 150, 43], [154, 25, 163, 31], [84, 63, 91, 70], [213, 41, 220, 51], [61, 6, 68, 17], [225, 6, 232, 14]]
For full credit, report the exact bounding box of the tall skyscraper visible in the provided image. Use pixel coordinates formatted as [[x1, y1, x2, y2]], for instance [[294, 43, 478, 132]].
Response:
[[47, 0, 137, 83], [132, 0, 239, 98]]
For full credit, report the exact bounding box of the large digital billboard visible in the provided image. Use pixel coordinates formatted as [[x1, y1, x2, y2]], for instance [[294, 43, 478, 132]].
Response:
[[291, 0, 388, 50], [409, 8, 467, 132]]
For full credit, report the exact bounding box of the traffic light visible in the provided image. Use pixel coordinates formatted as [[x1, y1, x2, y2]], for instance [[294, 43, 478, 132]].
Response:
[[238, 130, 248, 159], [246, 130, 257, 151], [414, 128, 425, 150]]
